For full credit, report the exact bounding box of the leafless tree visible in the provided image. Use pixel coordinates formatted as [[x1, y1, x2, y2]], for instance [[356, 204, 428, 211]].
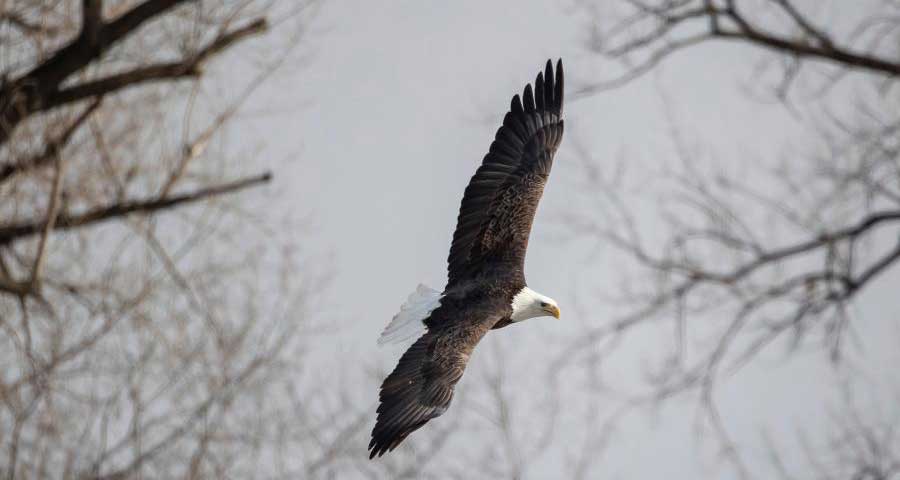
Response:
[[0, 1, 368, 479], [562, 0, 900, 476], [764, 381, 900, 480]]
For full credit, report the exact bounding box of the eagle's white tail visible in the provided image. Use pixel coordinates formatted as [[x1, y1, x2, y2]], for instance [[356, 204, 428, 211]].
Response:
[[378, 284, 442, 346]]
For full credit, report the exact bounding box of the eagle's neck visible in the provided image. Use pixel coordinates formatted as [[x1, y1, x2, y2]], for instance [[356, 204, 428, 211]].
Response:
[[510, 286, 555, 322]]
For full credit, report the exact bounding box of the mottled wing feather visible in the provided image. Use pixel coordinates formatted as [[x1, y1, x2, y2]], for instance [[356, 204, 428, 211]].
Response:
[[369, 306, 500, 458], [446, 59, 565, 288]]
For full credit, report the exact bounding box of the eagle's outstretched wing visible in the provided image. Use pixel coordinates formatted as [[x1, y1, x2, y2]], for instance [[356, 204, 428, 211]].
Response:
[[369, 304, 499, 458], [446, 59, 564, 288]]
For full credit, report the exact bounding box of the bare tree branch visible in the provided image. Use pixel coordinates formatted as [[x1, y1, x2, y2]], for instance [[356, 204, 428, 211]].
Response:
[[42, 18, 268, 111], [578, 0, 900, 98], [566, 5, 900, 471], [30, 154, 66, 289], [0, 11, 60, 36], [81, 0, 104, 48], [0, 97, 102, 184], [0, 172, 271, 246], [0, 2, 333, 478], [0, 0, 193, 145]]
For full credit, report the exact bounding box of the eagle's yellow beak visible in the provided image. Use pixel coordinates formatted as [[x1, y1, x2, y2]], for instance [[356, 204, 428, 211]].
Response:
[[545, 304, 561, 319]]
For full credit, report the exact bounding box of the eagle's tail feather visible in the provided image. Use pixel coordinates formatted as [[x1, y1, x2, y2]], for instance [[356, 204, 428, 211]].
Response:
[[377, 284, 441, 346]]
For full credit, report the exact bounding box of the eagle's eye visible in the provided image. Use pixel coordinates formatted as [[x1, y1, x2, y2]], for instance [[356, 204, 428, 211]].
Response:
[[540, 302, 548, 307]]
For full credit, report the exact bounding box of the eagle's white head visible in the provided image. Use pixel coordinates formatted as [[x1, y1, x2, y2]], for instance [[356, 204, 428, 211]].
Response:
[[510, 286, 560, 322]]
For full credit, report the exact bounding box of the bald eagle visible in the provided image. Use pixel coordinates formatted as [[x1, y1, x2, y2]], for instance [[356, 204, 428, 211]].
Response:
[[369, 60, 565, 458]]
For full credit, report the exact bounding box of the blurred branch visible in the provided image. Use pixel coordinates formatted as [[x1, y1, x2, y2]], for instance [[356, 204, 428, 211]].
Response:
[[0, 2, 330, 478], [0, 140, 67, 299], [24, 0, 190, 84], [0, 172, 272, 246], [0, 11, 60, 35], [558, 96, 900, 473], [0, 0, 270, 146], [771, 0, 834, 49], [680, 209, 900, 286], [81, 0, 103, 47], [88, 353, 270, 480], [712, 7, 900, 74], [578, 0, 900, 98], [44, 18, 268, 110], [30, 154, 66, 288], [0, 97, 102, 184]]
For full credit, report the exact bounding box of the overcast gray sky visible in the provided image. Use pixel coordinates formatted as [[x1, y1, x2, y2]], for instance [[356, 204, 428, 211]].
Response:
[[230, 1, 900, 477]]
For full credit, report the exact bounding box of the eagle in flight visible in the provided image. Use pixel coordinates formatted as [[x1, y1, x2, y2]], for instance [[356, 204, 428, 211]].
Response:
[[370, 59, 565, 458]]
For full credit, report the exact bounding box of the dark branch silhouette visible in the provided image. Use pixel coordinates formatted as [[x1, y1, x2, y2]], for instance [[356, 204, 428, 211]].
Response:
[[0, 0, 267, 146], [576, 0, 900, 98], [0, 172, 271, 245]]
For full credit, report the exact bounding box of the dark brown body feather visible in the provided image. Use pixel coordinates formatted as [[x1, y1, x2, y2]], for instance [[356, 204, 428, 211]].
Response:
[[369, 60, 565, 458]]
